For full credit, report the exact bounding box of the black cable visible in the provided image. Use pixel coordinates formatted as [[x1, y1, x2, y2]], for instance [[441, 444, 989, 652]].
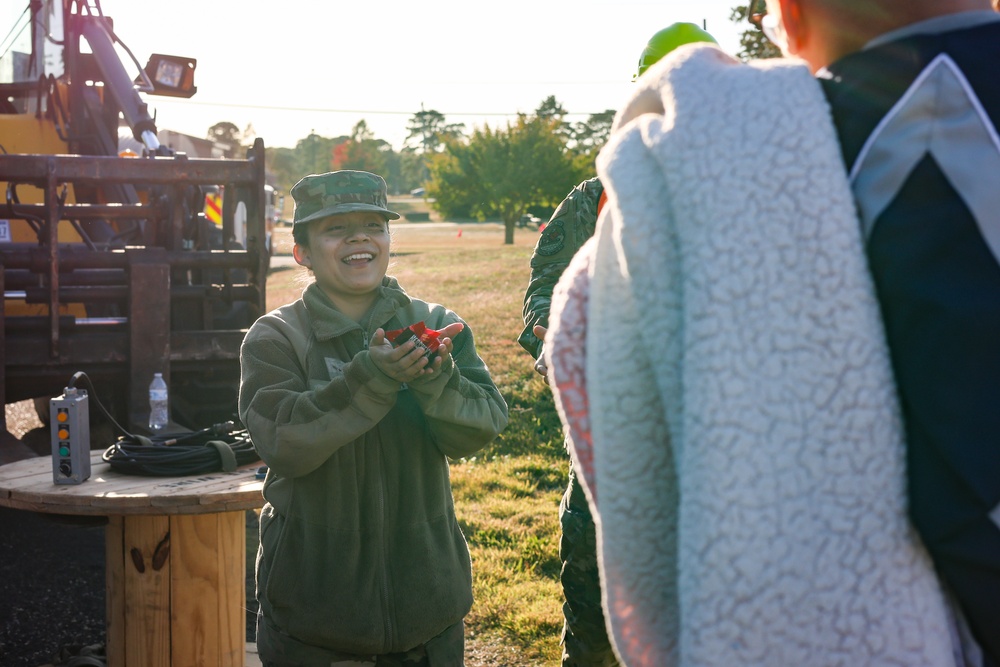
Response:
[[63, 371, 259, 476], [6, 181, 44, 238], [102, 425, 259, 476], [67, 371, 132, 439]]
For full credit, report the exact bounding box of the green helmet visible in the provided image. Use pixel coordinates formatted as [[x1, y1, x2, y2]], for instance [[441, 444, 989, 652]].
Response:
[[634, 22, 718, 80]]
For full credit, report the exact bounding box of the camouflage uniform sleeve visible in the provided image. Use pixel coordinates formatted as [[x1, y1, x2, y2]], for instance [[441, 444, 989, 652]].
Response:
[[518, 177, 604, 358]]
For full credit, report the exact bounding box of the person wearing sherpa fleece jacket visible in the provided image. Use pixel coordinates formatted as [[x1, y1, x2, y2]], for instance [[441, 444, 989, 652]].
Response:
[[545, 44, 966, 666], [239, 170, 508, 666]]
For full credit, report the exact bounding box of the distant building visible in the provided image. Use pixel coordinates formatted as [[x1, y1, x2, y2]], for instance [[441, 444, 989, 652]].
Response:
[[117, 126, 229, 158]]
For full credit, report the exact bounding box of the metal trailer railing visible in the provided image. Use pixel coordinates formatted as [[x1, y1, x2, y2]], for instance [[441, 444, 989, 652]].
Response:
[[0, 139, 268, 435]]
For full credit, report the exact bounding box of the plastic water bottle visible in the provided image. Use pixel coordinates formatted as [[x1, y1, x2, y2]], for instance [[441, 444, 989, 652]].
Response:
[[148, 372, 169, 431]]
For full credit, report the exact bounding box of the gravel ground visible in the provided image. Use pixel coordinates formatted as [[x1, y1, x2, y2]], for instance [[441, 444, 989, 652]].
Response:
[[0, 506, 106, 666]]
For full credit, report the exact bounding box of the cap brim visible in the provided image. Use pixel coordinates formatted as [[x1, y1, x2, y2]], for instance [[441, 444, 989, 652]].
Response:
[[295, 202, 401, 225]]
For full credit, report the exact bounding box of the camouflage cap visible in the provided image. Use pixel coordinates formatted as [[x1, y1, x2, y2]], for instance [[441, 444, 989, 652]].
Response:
[[291, 170, 400, 226]]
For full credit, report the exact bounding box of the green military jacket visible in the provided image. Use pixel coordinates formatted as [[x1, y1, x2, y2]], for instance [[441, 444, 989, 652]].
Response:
[[519, 177, 604, 358], [240, 278, 508, 660]]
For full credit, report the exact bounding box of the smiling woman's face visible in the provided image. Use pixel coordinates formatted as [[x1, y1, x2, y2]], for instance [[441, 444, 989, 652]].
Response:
[[293, 211, 390, 313]]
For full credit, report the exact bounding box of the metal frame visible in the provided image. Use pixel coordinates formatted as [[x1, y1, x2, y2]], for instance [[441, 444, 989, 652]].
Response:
[[1, 140, 268, 433]]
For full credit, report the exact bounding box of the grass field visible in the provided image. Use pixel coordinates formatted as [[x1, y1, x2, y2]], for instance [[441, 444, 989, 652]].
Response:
[[267, 221, 568, 666]]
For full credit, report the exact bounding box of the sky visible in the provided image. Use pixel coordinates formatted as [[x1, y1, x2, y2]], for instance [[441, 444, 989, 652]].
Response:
[[11, 1, 750, 151]]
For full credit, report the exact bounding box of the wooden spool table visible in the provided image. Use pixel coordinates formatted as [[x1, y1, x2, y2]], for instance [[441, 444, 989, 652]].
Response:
[[0, 451, 264, 667]]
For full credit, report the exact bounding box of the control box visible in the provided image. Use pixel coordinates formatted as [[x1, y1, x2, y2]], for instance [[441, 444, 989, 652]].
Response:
[[50, 387, 91, 484]]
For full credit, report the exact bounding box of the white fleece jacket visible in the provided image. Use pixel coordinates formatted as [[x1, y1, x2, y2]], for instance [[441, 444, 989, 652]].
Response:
[[546, 44, 959, 667]]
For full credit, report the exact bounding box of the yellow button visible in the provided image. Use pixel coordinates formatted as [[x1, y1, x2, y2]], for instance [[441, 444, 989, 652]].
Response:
[[58, 428, 70, 440], [57, 411, 68, 423]]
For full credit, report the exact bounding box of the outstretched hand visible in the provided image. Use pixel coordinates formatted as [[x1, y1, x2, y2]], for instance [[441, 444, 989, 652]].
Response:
[[533, 324, 549, 383], [369, 322, 464, 383]]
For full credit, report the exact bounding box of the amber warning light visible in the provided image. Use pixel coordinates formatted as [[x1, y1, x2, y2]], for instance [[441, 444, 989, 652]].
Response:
[[49, 387, 92, 485]]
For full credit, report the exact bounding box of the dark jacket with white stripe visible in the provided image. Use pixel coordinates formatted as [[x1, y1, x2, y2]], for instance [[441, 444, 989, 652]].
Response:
[[820, 12, 1000, 659]]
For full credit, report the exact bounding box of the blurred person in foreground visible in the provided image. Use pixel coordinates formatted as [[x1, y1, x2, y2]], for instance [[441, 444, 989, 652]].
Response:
[[544, 0, 1000, 665], [239, 170, 508, 666], [518, 23, 716, 667], [766, 0, 1000, 662]]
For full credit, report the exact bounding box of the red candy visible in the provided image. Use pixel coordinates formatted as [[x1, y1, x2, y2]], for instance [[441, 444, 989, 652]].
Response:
[[385, 321, 442, 358]]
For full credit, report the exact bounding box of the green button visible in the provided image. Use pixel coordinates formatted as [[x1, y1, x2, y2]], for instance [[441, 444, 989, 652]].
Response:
[[59, 446, 70, 456]]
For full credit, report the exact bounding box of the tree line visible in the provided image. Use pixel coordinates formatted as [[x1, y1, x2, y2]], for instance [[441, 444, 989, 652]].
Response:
[[209, 7, 772, 244], [210, 98, 615, 244]]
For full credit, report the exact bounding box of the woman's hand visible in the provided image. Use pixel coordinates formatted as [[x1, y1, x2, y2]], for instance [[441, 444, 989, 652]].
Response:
[[369, 322, 464, 382]]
